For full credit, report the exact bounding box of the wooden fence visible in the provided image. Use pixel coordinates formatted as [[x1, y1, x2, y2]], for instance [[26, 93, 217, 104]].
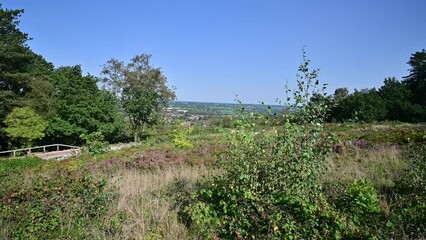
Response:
[[0, 144, 81, 158]]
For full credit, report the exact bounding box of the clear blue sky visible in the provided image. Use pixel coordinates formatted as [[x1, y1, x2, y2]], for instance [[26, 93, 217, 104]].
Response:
[[3, 0, 426, 104]]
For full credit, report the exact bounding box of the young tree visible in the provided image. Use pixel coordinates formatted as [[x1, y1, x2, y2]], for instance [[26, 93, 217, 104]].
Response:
[[4, 107, 47, 147], [101, 54, 176, 142]]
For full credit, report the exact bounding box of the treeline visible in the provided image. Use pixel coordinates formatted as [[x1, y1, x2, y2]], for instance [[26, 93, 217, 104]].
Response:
[[0, 6, 175, 151], [318, 50, 426, 123]]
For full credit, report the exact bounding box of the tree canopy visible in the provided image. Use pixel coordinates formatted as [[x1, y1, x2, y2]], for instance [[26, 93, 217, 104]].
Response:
[[101, 54, 176, 142], [403, 49, 426, 107], [45, 66, 124, 145]]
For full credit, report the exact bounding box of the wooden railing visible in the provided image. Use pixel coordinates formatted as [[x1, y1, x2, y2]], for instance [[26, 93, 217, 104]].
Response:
[[0, 144, 80, 158]]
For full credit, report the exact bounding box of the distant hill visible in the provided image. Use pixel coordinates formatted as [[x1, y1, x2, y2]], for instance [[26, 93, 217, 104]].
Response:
[[168, 101, 284, 117]]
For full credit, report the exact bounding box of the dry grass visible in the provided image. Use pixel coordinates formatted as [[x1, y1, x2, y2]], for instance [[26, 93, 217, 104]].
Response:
[[108, 165, 215, 240], [325, 145, 408, 187]]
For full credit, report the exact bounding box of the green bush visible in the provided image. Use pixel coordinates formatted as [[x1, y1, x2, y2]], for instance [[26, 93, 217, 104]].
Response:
[[395, 140, 426, 238], [171, 120, 193, 149], [409, 140, 426, 194], [182, 52, 346, 239], [337, 179, 383, 238], [0, 170, 118, 239], [80, 131, 109, 156], [0, 157, 44, 177]]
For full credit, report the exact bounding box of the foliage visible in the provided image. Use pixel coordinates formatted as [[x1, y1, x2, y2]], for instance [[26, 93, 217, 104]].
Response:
[[0, 5, 54, 150], [0, 157, 43, 177], [379, 77, 424, 122], [182, 52, 346, 239], [24, 78, 55, 119], [338, 179, 382, 238], [0, 5, 32, 95], [390, 141, 426, 239], [46, 66, 124, 145], [328, 50, 426, 123], [172, 120, 194, 149], [80, 131, 109, 156], [331, 88, 387, 123], [403, 49, 426, 109], [0, 170, 117, 239], [345, 179, 380, 215], [408, 140, 426, 195], [101, 54, 176, 142], [4, 107, 48, 147]]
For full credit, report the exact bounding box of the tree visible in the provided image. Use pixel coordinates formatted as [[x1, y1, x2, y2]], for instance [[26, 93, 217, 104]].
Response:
[[403, 49, 426, 108], [333, 87, 349, 102], [45, 66, 124, 144], [101, 54, 176, 142], [0, 5, 53, 95], [0, 5, 54, 150], [4, 107, 47, 147], [332, 88, 387, 123], [379, 77, 424, 122]]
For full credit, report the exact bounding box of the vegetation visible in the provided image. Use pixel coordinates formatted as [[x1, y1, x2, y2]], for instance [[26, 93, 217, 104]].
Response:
[[0, 4, 425, 240], [101, 54, 176, 142], [4, 107, 48, 147], [328, 49, 426, 123]]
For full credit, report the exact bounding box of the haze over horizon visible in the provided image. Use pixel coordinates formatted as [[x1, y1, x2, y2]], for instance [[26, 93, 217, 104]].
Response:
[[3, 0, 425, 104]]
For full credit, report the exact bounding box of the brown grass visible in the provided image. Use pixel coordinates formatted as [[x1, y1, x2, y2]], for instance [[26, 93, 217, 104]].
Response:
[[108, 165, 215, 240]]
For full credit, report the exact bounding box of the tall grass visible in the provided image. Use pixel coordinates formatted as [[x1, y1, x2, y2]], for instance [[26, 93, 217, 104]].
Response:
[[111, 165, 215, 239], [325, 145, 407, 188]]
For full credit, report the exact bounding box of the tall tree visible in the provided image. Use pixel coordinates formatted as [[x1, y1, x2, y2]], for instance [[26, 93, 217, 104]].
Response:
[[102, 54, 176, 142], [0, 5, 54, 150], [46, 66, 124, 145], [379, 77, 424, 122], [1, 5, 33, 94], [403, 49, 426, 108]]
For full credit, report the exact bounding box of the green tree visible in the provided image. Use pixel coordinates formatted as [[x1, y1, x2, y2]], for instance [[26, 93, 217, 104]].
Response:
[[4, 107, 47, 147], [0, 5, 54, 150], [0, 5, 53, 95], [332, 88, 387, 123], [333, 87, 349, 102], [0, 5, 32, 94], [403, 49, 426, 108], [379, 77, 424, 122], [46, 66, 124, 145], [101, 54, 176, 142]]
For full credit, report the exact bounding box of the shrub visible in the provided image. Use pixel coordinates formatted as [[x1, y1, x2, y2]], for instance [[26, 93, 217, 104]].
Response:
[[0, 170, 118, 239], [171, 120, 193, 149], [387, 141, 426, 239], [408, 140, 426, 194], [0, 157, 43, 177], [336, 179, 383, 238], [182, 51, 345, 239], [80, 131, 109, 155]]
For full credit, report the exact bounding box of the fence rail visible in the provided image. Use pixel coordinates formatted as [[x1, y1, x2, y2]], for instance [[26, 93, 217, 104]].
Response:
[[0, 144, 81, 158]]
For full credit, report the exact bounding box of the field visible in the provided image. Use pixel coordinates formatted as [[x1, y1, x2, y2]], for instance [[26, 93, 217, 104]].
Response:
[[1, 114, 425, 239]]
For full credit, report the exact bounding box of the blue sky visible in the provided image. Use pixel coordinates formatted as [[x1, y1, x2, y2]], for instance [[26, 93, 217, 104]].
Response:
[[3, 0, 426, 104]]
